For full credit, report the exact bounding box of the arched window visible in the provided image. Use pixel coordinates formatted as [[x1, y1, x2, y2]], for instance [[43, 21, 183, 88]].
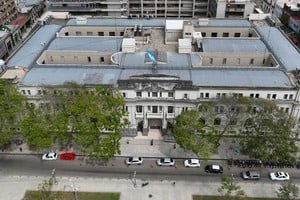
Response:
[[214, 118, 221, 125]]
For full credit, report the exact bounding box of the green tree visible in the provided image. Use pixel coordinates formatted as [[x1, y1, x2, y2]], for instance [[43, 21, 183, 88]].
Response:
[[0, 79, 25, 147], [218, 176, 246, 199], [277, 182, 299, 200], [21, 83, 128, 160], [280, 14, 290, 26], [173, 109, 222, 159], [239, 98, 298, 162]]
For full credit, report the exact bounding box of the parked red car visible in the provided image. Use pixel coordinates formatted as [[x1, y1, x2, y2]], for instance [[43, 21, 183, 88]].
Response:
[[59, 152, 76, 160]]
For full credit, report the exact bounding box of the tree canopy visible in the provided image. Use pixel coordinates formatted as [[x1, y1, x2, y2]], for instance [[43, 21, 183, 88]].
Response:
[[277, 182, 299, 200], [173, 96, 298, 161], [0, 79, 25, 147], [173, 109, 222, 159], [21, 83, 128, 160]]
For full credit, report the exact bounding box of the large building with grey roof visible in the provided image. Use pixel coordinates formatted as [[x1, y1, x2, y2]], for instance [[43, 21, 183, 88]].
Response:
[[4, 17, 300, 137]]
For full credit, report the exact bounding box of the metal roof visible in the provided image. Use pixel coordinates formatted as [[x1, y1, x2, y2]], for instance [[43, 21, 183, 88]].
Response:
[[256, 26, 300, 72], [6, 25, 62, 68], [66, 18, 166, 27], [193, 19, 251, 27], [66, 18, 251, 28], [48, 37, 122, 52], [21, 66, 293, 88], [190, 68, 293, 88], [21, 67, 121, 86], [202, 38, 268, 53]]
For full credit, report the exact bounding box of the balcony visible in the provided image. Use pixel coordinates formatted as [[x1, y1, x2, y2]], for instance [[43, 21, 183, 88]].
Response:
[[146, 111, 163, 119], [166, 113, 175, 119], [135, 112, 143, 118]]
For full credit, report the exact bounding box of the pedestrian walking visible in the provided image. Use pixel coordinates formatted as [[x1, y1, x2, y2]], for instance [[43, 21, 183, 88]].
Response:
[[172, 181, 176, 186]]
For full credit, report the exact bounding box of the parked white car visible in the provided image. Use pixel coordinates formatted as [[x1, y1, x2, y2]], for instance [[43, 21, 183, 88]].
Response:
[[184, 159, 201, 167], [156, 158, 175, 166], [269, 172, 290, 181], [125, 157, 143, 165], [42, 152, 58, 161]]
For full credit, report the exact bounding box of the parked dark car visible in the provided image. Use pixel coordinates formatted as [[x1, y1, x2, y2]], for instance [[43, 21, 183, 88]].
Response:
[[205, 164, 223, 174]]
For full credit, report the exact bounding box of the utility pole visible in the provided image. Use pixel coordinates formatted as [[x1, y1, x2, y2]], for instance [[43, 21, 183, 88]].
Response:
[[133, 171, 137, 188], [51, 168, 57, 185]]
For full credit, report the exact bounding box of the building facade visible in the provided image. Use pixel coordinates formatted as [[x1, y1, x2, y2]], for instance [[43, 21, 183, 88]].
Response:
[[45, 0, 254, 18], [0, 0, 18, 26], [5, 18, 300, 137]]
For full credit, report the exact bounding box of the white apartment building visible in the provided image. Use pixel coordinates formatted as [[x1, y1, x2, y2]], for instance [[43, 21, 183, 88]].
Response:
[[45, 0, 254, 19], [4, 18, 300, 137]]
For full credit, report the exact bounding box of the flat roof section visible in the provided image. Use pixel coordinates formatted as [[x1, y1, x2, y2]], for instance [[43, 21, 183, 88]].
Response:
[[193, 19, 251, 27], [191, 68, 293, 88], [6, 25, 62, 68], [202, 38, 268, 53], [66, 18, 166, 27], [256, 26, 300, 72], [21, 67, 121, 86], [48, 37, 122, 52]]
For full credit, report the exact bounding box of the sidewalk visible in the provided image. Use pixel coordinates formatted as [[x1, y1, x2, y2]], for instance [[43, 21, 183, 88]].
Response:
[[0, 175, 281, 200]]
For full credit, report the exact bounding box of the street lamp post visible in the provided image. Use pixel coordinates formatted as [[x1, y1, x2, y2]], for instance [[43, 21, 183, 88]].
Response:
[[64, 179, 79, 200]]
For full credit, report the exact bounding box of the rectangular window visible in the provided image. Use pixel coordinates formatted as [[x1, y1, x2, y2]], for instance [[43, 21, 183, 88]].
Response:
[[184, 93, 188, 99], [148, 92, 151, 97], [159, 92, 162, 97], [209, 58, 213, 65], [250, 93, 254, 98], [205, 93, 209, 98], [27, 90, 31, 95], [122, 92, 126, 97], [222, 93, 226, 97], [37, 90, 41, 95], [87, 56, 91, 63], [216, 93, 221, 98], [222, 58, 227, 65], [109, 32, 115, 36], [136, 105, 143, 113], [136, 91, 142, 97], [60, 56, 65, 63], [50, 56, 53, 62], [21, 90, 25, 95], [285, 108, 289, 113], [283, 94, 288, 99], [100, 57, 104, 63], [120, 32, 124, 36], [223, 32, 229, 37], [75, 31, 81, 36], [250, 58, 254, 65], [255, 94, 259, 98], [202, 32, 206, 37], [267, 94, 271, 99], [168, 92, 174, 97], [200, 93, 204, 98], [74, 56, 78, 63], [272, 94, 277, 99], [87, 32, 93, 36], [289, 94, 293, 100], [236, 58, 240, 65], [152, 92, 158, 97], [234, 33, 241, 37], [211, 32, 217, 37], [98, 32, 104, 36], [152, 106, 158, 113], [168, 106, 174, 113]]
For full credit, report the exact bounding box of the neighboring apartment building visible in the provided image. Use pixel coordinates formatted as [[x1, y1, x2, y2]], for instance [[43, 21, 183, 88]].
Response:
[[0, 0, 18, 26], [5, 18, 300, 137], [45, 0, 254, 18]]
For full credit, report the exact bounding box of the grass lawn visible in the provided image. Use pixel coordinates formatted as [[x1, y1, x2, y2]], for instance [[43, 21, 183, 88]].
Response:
[[24, 191, 120, 200], [193, 196, 275, 200]]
